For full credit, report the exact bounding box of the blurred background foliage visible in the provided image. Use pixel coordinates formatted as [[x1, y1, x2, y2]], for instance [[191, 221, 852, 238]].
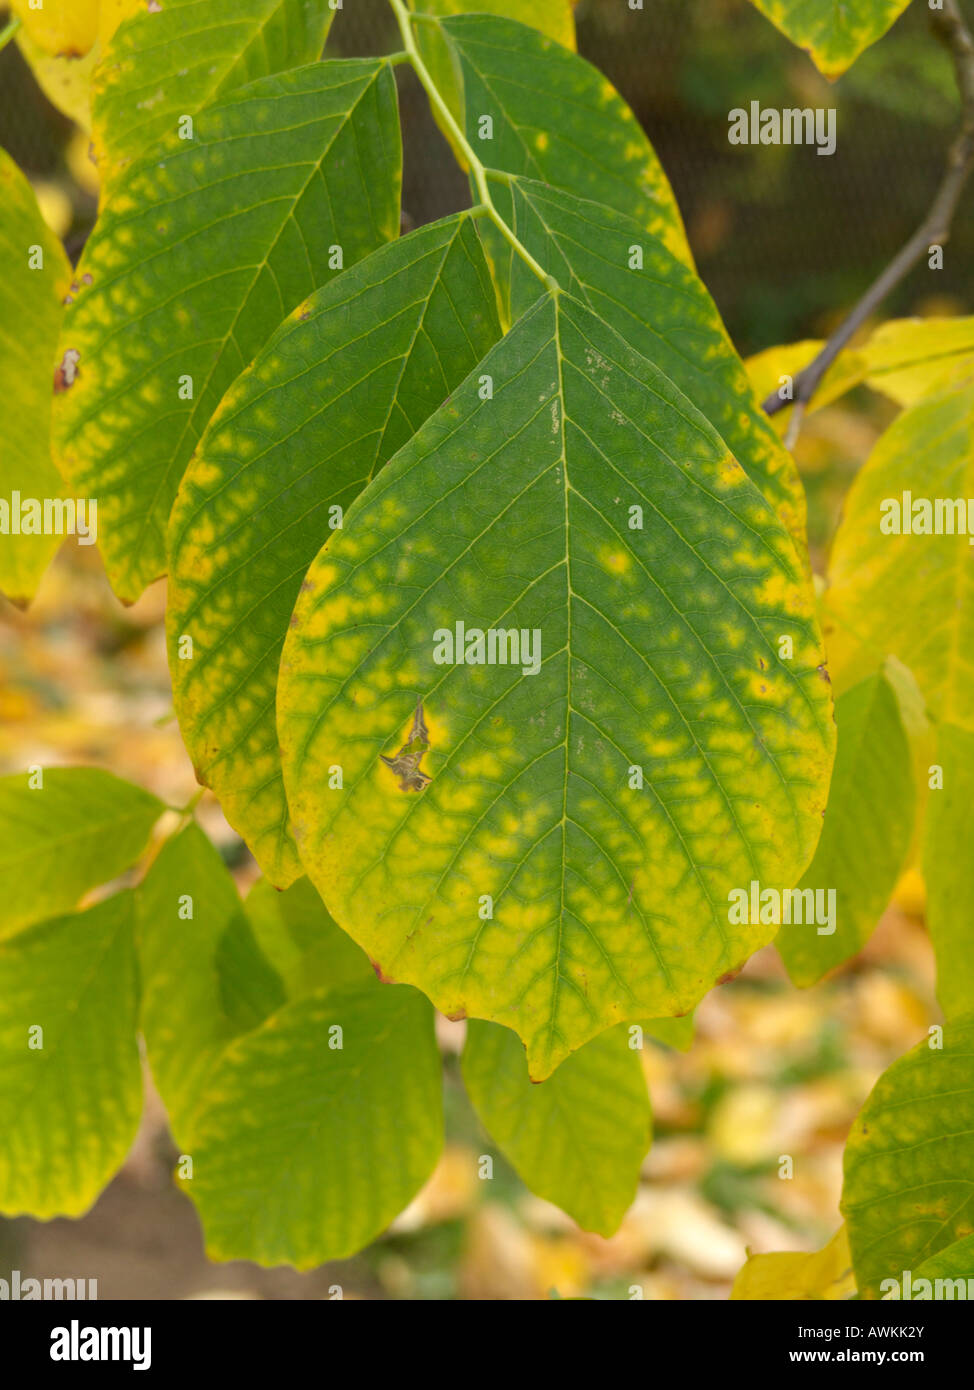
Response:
[[0, 0, 966, 1299]]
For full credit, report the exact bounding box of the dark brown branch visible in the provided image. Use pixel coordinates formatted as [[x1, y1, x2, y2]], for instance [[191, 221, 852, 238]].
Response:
[[763, 0, 974, 427]]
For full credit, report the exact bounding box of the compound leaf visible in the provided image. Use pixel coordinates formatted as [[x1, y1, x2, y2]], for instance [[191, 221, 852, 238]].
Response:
[[182, 982, 443, 1266], [167, 213, 500, 884], [52, 58, 401, 602], [279, 290, 834, 1079], [0, 767, 163, 939], [842, 1014, 974, 1298], [0, 892, 141, 1218], [463, 1019, 650, 1234]]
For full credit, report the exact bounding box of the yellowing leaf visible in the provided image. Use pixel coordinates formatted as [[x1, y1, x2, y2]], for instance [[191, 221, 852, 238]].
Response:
[[732, 1226, 856, 1300], [279, 291, 834, 1080], [923, 723, 974, 1022], [748, 0, 912, 79], [0, 148, 72, 604], [10, 0, 99, 57], [825, 382, 974, 731], [842, 1014, 974, 1297], [860, 317, 974, 407], [0, 893, 142, 1218], [744, 338, 868, 425]]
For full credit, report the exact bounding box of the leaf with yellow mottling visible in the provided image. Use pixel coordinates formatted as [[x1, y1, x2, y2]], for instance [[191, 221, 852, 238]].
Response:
[[0, 893, 141, 1219], [842, 1014, 974, 1298], [182, 982, 443, 1266], [167, 213, 499, 885], [747, 0, 911, 79], [0, 148, 72, 604], [410, 0, 575, 163], [495, 176, 807, 552], [426, 10, 690, 324], [462, 1020, 650, 1235], [91, 0, 337, 187], [0, 767, 163, 939], [824, 382, 974, 732], [52, 59, 401, 603], [279, 290, 834, 1079]]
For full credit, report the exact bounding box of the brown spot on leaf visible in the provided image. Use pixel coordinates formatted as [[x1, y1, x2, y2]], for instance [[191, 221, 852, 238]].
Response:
[[817, 663, 831, 684], [445, 1008, 467, 1022], [54, 348, 81, 394], [370, 957, 397, 984]]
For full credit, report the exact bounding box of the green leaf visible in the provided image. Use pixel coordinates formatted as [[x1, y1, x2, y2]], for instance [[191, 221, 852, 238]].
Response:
[[52, 58, 402, 602], [167, 212, 500, 884], [825, 383, 974, 731], [136, 823, 284, 1135], [747, 0, 912, 79], [91, 0, 337, 185], [279, 289, 835, 1079], [640, 1014, 695, 1052], [0, 767, 163, 939], [842, 1014, 974, 1298], [462, 1019, 650, 1234], [0, 149, 72, 605], [912, 1233, 974, 1286], [182, 982, 443, 1266], [496, 176, 807, 549], [923, 723, 974, 1021], [245, 875, 376, 999], [777, 674, 914, 987], [0, 893, 142, 1218], [431, 12, 691, 283], [409, 0, 575, 159], [732, 1225, 856, 1300]]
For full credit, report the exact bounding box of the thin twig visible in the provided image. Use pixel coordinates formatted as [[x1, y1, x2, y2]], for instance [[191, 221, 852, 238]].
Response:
[[763, 0, 974, 425]]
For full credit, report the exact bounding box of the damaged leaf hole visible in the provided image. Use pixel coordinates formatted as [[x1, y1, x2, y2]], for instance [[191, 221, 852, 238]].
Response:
[[380, 697, 432, 791]]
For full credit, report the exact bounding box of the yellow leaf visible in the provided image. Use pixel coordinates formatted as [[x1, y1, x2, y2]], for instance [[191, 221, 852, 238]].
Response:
[[732, 1226, 856, 1300], [10, 0, 99, 57]]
